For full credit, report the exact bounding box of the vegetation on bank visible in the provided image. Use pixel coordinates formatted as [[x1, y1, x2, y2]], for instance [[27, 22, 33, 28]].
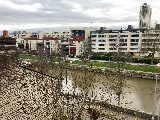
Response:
[[72, 60, 160, 73], [19, 54, 160, 74], [19, 54, 37, 61]]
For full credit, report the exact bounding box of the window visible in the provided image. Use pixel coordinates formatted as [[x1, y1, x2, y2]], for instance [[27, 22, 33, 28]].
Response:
[[120, 48, 127, 51], [119, 39, 127, 42], [91, 35, 96, 38], [98, 39, 106, 42], [109, 43, 116, 46], [98, 35, 105, 38], [46, 42, 50, 45], [99, 44, 105, 46], [109, 39, 116, 42], [120, 43, 127, 46], [130, 43, 138, 46], [131, 34, 139, 37], [120, 35, 128, 37], [130, 48, 138, 50], [98, 48, 105, 50], [109, 35, 117, 38], [109, 48, 116, 50], [131, 39, 139, 42]]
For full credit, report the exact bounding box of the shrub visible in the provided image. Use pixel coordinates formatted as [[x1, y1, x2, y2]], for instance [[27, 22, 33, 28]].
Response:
[[132, 58, 160, 65], [90, 53, 111, 61]]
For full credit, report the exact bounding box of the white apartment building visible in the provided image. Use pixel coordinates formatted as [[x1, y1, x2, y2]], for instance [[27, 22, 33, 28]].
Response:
[[141, 29, 160, 57], [91, 28, 143, 56], [43, 31, 71, 39], [23, 37, 60, 54]]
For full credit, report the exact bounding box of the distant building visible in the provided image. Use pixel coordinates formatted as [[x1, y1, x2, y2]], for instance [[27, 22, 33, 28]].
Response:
[[139, 3, 152, 28], [0, 30, 16, 51], [23, 37, 60, 54]]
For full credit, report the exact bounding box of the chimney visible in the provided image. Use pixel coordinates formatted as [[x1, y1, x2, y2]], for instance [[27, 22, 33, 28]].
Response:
[[3, 30, 9, 37]]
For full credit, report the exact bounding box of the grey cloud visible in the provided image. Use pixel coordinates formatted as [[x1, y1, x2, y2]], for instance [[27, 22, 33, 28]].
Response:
[[0, 0, 139, 26]]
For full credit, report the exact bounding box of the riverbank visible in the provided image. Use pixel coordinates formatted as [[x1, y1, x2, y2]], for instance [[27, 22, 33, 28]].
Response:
[[68, 65, 160, 80], [19, 54, 160, 80]]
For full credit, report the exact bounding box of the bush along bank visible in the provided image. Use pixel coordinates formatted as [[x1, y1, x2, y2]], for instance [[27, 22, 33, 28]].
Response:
[[68, 65, 160, 80]]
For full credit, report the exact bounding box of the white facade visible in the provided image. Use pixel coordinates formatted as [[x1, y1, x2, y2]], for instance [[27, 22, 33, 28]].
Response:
[[22, 38, 60, 54], [141, 29, 160, 57], [91, 30, 142, 54], [139, 3, 152, 28], [43, 31, 71, 39]]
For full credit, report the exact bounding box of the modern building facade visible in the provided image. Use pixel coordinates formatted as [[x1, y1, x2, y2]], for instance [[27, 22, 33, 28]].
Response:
[[90, 27, 143, 56], [139, 3, 152, 28], [23, 37, 61, 54]]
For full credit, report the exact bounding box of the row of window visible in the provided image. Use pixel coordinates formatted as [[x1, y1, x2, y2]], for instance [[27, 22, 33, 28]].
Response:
[[91, 35, 106, 38], [91, 34, 139, 38], [92, 39, 139, 42], [92, 43, 138, 47], [92, 47, 140, 51], [92, 39, 106, 42]]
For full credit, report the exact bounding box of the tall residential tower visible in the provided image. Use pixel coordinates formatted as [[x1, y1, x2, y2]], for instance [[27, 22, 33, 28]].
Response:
[[139, 3, 152, 28]]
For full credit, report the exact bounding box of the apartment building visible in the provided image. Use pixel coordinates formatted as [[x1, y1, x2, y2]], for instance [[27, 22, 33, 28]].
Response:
[[66, 27, 95, 56], [23, 37, 60, 54], [90, 27, 143, 56], [141, 28, 160, 57]]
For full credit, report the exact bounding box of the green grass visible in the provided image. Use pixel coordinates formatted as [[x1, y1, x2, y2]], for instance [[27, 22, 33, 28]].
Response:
[[19, 54, 37, 61], [19, 54, 160, 73], [72, 60, 160, 73]]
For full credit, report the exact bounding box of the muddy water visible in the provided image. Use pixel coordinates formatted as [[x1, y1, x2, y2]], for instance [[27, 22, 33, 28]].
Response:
[[61, 69, 160, 115]]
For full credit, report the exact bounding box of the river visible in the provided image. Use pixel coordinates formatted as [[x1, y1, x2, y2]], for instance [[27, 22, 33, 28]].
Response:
[[60, 69, 160, 116]]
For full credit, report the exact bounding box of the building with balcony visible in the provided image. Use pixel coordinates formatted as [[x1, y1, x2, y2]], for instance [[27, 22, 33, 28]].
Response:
[[23, 37, 60, 54], [90, 27, 143, 56]]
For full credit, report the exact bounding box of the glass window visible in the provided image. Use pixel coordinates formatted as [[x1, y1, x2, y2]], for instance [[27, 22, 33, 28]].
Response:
[[131, 43, 138, 46], [99, 44, 105, 46], [109, 39, 116, 42], [91, 35, 96, 38], [98, 48, 105, 50], [131, 34, 139, 37], [131, 39, 139, 42], [109, 43, 116, 46], [98, 39, 106, 42]]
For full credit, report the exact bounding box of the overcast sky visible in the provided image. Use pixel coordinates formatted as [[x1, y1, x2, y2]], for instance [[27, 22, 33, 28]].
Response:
[[0, 0, 159, 30]]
